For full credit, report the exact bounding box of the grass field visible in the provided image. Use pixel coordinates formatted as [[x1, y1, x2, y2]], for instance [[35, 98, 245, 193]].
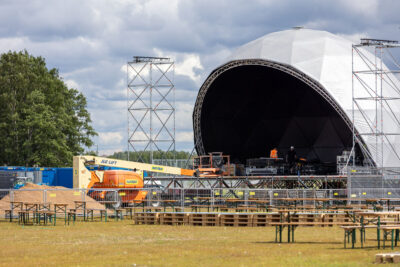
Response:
[[0, 221, 390, 266]]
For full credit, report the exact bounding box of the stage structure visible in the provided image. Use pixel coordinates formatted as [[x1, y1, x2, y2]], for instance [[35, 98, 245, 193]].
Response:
[[143, 175, 348, 189], [127, 57, 176, 163], [193, 28, 400, 170]]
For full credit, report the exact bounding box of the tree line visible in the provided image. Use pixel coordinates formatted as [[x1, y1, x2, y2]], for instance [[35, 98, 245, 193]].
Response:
[[108, 150, 194, 163], [0, 51, 97, 167]]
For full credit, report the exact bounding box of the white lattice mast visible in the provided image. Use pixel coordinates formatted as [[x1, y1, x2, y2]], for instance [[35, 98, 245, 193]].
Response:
[[352, 38, 400, 170], [127, 56, 175, 163]]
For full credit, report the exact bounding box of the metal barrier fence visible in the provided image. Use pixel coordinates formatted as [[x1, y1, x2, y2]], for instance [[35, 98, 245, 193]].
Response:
[[3, 187, 399, 211], [348, 167, 400, 198]]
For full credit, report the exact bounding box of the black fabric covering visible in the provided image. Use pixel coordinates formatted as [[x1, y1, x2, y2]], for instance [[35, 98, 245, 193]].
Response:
[[200, 65, 353, 164]]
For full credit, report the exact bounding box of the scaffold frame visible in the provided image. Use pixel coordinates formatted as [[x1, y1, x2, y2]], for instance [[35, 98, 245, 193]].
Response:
[[351, 38, 400, 171], [127, 56, 176, 163]]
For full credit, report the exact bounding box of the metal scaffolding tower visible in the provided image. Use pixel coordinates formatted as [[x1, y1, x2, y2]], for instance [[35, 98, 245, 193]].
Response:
[[127, 56, 175, 163], [352, 38, 400, 171]]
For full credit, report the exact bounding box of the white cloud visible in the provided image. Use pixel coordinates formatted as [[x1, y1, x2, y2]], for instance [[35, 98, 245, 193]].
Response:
[[64, 79, 79, 89], [338, 0, 378, 17], [0, 0, 398, 156], [153, 48, 204, 84], [99, 132, 123, 146], [176, 131, 193, 142]]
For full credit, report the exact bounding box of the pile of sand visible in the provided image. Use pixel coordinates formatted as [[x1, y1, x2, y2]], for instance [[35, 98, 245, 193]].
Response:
[[0, 183, 105, 211]]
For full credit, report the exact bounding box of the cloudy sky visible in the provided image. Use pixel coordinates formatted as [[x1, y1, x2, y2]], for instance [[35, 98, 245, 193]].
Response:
[[0, 0, 399, 155]]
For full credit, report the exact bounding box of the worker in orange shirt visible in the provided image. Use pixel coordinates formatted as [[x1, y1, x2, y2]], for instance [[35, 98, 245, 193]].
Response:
[[270, 147, 278, 159]]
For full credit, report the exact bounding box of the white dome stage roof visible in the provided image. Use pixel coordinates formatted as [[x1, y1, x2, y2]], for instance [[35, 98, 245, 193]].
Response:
[[193, 28, 400, 169]]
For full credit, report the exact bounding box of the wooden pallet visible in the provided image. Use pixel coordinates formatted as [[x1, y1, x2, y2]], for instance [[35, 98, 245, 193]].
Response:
[[134, 212, 159, 225], [159, 213, 188, 225], [268, 214, 282, 224], [220, 214, 253, 227], [252, 214, 268, 227], [189, 213, 220, 226], [376, 253, 400, 264]]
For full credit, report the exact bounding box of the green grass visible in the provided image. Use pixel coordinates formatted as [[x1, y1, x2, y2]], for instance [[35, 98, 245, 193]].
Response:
[[0, 221, 389, 266]]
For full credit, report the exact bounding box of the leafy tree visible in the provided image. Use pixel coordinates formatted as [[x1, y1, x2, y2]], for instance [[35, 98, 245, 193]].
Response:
[[0, 50, 97, 166]]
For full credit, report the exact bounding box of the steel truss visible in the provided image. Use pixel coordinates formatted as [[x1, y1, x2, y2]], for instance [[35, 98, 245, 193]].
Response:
[[144, 175, 348, 189], [127, 56, 175, 163], [352, 39, 400, 169]]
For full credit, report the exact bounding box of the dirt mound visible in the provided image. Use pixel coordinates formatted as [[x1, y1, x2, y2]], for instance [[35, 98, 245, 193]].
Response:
[[0, 183, 105, 211]]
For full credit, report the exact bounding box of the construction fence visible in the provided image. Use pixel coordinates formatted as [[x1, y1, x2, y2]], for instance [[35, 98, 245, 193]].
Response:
[[3, 187, 400, 212], [348, 167, 400, 198]]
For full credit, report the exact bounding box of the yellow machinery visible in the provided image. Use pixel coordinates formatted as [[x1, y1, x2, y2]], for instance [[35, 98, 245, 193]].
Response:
[[73, 155, 195, 189], [73, 155, 196, 208]]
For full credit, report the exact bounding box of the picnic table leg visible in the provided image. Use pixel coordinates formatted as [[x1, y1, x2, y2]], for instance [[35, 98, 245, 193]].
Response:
[[396, 229, 399, 247], [288, 225, 290, 243], [383, 230, 386, 249], [361, 228, 363, 248], [275, 226, 278, 243], [392, 229, 395, 250], [344, 230, 346, 249], [279, 225, 282, 243], [292, 226, 295, 242], [378, 217, 381, 249], [352, 229, 355, 249]]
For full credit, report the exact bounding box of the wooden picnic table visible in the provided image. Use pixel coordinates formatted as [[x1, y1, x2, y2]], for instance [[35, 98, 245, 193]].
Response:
[[350, 211, 400, 248], [24, 202, 39, 211], [54, 203, 69, 223], [380, 198, 400, 210], [74, 201, 87, 220], [162, 200, 178, 211], [10, 201, 24, 211], [39, 202, 52, 211]]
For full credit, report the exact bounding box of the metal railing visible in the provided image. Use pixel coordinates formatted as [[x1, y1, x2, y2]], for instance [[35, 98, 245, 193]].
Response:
[[4, 187, 400, 213]]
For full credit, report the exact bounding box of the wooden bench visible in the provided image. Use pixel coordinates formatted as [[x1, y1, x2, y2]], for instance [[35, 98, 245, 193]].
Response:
[[381, 225, 400, 250], [86, 209, 94, 221], [235, 206, 258, 212], [18, 211, 30, 225], [114, 209, 124, 221], [211, 205, 227, 212], [191, 205, 211, 212], [143, 207, 162, 213], [67, 211, 76, 225], [84, 209, 107, 222], [5, 210, 12, 222], [35, 210, 56, 226], [341, 225, 363, 248], [174, 207, 184, 212], [100, 209, 107, 222], [124, 207, 134, 219], [220, 207, 229, 212], [270, 222, 358, 243]]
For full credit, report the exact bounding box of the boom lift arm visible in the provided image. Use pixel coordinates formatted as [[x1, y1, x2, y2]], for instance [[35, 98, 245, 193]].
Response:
[[73, 155, 195, 188]]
